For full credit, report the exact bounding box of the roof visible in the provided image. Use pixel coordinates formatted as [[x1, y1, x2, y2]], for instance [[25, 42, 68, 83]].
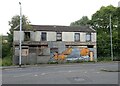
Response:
[[16, 25, 96, 32]]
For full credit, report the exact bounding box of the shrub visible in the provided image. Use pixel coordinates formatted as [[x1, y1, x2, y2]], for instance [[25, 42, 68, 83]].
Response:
[[0, 58, 2, 66], [97, 57, 112, 62], [2, 56, 12, 66]]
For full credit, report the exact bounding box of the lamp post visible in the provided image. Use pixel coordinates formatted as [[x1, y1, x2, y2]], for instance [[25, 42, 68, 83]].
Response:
[[19, 2, 22, 67], [109, 14, 113, 61]]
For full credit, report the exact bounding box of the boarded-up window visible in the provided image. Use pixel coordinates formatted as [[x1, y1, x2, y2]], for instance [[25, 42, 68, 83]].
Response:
[[86, 33, 91, 42], [29, 47, 36, 53], [22, 49, 28, 56], [24, 32, 30, 41], [15, 47, 19, 56], [41, 32, 47, 41], [37, 47, 43, 56], [56, 32, 62, 41], [75, 33, 80, 41]]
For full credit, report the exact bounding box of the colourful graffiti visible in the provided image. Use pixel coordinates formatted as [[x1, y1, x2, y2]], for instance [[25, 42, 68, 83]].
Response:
[[80, 48, 89, 56], [50, 47, 94, 63]]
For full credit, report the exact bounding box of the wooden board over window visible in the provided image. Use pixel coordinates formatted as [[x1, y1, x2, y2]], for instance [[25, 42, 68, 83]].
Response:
[[22, 49, 29, 56]]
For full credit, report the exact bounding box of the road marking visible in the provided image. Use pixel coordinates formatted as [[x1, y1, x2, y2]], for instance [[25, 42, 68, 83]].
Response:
[[74, 78, 85, 81], [68, 70, 72, 73], [41, 73, 46, 75], [34, 74, 38, 76], [96, 72, 100, 74], [13, 73, 32, 77]]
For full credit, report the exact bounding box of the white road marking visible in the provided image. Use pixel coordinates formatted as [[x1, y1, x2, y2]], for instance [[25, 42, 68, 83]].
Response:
[[68, 70, 72, 73], [74, 78, 85, 81], [41, 73, 46, 75], [34, 74, 38, 76], [96, 72, 100, 74]]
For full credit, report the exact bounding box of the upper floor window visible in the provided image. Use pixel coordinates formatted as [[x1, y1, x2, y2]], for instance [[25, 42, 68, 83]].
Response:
[[56, 32, 62, 41], [74, 33, 80, 41], [41, 32, 47, 41], [24, 32, 30, 41], [86, 33, 91, 42]]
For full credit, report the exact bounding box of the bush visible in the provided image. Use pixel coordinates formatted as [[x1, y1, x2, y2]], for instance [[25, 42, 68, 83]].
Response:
[[97, 57, 112, 62], [47, 61, 58, 64], [0, 58, 2, 66], [113, 56, 120, 61], [2, 56, 12, 66]]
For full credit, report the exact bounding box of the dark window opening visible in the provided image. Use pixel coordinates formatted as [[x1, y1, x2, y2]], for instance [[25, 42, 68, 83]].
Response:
[[56, 32, 62, 41], [24, 32, 30, 41], [75, 33, 80, 41], [87, 45, 93, 48], [41, 32, 47, 41], [86, 33, 91, 42]]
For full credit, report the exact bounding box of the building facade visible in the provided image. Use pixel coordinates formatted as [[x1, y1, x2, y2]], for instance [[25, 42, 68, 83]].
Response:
[[13, 25, 97, 64], [118, 1, 120, 7]]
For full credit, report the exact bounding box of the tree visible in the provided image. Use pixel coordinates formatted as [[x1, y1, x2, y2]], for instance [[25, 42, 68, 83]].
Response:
[[115, 7, 120, 60], [4, 15, 30, 59], [91, 5, 119, 59], [70, 16, 90, 26], [70, 5, 119, 60], [7, 15, 30, 46], [0, 35, 2, 58]]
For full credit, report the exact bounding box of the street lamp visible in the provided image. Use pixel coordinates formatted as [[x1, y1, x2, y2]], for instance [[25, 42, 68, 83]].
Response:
[[19, 2, 22, 67]]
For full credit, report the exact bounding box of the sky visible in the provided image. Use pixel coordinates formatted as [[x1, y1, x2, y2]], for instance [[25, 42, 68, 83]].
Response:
[[0, 0, 119, 35]]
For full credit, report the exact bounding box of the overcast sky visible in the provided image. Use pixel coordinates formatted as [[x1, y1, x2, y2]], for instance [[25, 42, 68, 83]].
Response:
[[0, 0, 119, 35]]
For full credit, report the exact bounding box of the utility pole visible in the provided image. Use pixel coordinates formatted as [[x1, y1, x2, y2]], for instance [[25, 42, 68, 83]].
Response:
[[19, 2, 22, 67], [109, 14, 113, 61]]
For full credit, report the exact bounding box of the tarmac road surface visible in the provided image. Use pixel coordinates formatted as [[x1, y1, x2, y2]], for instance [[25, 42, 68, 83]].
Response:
[[1, 62, 119, 84]]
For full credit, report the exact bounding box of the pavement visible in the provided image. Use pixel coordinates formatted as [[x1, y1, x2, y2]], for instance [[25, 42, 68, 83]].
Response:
[[1, 61, 119, 72], [100, 61, 119, 72], [101, 66, 120, 72]]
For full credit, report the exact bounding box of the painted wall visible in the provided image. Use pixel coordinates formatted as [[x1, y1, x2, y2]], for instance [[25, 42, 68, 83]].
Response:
[[80, 32, 86, 42], [13, 31, 24, 42], [47, 32, 56, 41], [30, 31, 35, 41], [34, 31, 41, 41], [14, 31, 96, 43], [91, 33, 96, 42], [62, 32, 74, 41], [118, 1, 120, 7], [49, 47, 96, 62]]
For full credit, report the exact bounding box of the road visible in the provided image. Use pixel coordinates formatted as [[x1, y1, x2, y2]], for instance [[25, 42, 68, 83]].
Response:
[[2, 62, 119, 84]]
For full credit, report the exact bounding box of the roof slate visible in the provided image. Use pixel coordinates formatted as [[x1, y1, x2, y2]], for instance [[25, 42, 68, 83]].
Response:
[[16, 25, 96, 32]]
